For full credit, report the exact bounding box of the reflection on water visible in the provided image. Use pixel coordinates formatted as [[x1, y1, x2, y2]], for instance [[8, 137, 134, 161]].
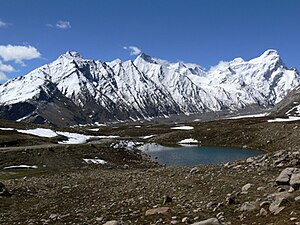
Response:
[[139, 144, 264, 166]]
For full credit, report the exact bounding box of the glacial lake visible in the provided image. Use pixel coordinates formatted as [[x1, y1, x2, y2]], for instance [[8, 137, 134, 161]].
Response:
[[140, 144, 264, 166]]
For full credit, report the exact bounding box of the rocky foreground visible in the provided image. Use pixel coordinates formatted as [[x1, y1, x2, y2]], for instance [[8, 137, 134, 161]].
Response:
[[1, 147, 300, 225]]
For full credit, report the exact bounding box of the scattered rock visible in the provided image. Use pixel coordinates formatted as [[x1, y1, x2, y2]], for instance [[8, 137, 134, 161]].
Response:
[[163, 195, 172, 204], [0, 182, 11, 197], [269, 194, 289, 215], [240, 201, 257, 212], [103, 220, 122, 225], [241, 183, 252, 193], [182, 217, 189, 223], [190, 218, 222, 225], [145, 207, 171, 216], [295, 196, 300, 202], [190, 167, 200, 175], [260, 208, 268, 216]]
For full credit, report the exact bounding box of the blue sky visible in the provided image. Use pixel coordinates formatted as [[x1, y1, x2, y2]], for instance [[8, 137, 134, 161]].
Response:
[[0, 0, 300, 81]]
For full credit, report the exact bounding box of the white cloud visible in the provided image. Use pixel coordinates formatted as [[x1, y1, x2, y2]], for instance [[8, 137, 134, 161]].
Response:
[[0, 45, 41, 65], [56, 20, 71, 29], [0, 71, 9, 82], [0, 60, 15, 73], [123, 46, 142, 56], [0, 19, 8, 28]]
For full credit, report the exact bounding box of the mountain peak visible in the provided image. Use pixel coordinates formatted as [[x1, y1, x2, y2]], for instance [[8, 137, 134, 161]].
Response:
[[135, 52, 156, 63], [261, 49, 280, 57], [61, 51, 82, 59], [250, 49, 284, 67]]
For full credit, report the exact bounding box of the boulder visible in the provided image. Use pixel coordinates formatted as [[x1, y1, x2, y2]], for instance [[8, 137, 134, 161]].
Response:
[[240, 201, 257, 212], [241, 183, 252, 193], [290, 173, 300, 190], [275, 167, 300, 185]]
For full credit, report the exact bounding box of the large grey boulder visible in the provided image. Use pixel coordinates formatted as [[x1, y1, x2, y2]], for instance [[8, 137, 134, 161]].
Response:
[[290, 173, 300, 190], [275, 168, 300, 185]]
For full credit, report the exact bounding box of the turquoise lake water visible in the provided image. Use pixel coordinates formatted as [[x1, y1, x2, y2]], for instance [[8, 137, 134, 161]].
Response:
[[142, 144, 264, 166]]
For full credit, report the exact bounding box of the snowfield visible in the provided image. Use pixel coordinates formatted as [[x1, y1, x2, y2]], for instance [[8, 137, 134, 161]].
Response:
[[17, 128, 58, 138]]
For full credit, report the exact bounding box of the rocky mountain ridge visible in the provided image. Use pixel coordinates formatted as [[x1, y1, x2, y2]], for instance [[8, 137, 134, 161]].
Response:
[[0, 49, 299, 126]]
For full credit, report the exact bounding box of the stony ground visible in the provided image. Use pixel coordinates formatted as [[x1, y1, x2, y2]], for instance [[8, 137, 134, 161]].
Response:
[[1, 117, 300, 225]]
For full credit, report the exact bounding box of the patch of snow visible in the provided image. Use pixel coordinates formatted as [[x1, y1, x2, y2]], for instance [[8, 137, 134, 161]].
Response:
[[141, 135, 156, 139], [0, 127, 14, 131], [267, 117, 300, 123], [227, 113, 267, 119], [16, 112, 35, 122], [57, 131, 119, 144], [178, 138, 199, 144], [88, 128, 100, 132], [95, 123, 107, 126], [111, 140, 143, 150], [57, 131, 95, 144], [171, 126, 194, 130], [83, 158, 107, 165], [135, 125, 141, 128], [3, 165, 38, 169], [17, 128, 58, 138]]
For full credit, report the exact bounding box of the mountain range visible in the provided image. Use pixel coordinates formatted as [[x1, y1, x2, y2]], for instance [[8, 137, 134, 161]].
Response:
[[0, 49, 299, 126]]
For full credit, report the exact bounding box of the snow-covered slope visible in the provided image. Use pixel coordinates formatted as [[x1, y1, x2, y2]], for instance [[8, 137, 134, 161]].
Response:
[[0, 50, 299, 126]]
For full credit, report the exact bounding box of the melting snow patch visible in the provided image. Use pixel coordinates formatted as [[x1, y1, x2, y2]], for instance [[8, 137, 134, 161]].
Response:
[[16, 112, 35, 122], [57, 132, 96, 144], [57, 131, 119, 144], [142, 135, 156, 139], [227, 113, 267, 120], [0, 127, 14, 131], [17, 128, 58, 138], [178, 138, 199, 144], [171, 126, 194, 130], [88, 128, 100, 132], [83, 158, 107, 165], [4, 165, 38, 170], [267, 117, 300, 123], [111, 140, 143, 150]]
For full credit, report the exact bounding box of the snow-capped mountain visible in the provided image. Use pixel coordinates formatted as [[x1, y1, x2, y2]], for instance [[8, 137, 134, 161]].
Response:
[[0, 49, 299, 126]]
